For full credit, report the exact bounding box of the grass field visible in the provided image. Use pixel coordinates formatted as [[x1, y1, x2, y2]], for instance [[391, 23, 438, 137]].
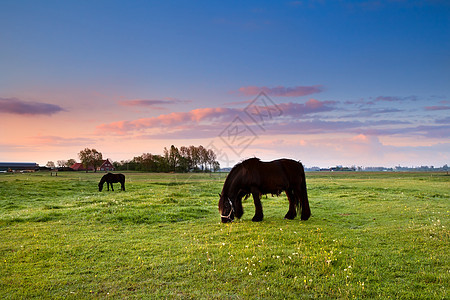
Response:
[[0, 171, 448, 299]]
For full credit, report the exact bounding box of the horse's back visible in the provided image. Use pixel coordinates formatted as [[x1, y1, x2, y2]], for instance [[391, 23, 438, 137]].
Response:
[[265, 159, 305, 186], [105, 173, 125, 182], [278, 159, 305, 180]]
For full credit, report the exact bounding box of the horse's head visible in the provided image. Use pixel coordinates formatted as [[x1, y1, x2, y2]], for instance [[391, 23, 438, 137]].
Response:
[[98, 182, 103, 192], [218, 193, 235, 223]]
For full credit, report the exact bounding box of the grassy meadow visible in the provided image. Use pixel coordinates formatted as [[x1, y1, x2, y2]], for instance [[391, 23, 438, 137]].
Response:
[[0, 171, 448, 299]]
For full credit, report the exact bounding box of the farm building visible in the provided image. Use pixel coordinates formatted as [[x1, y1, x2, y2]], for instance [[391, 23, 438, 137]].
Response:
[[70, 163, 95, 172], [98, 159, 115, 172], [70, 159, 114, 172], [0, 162, 39, 172]]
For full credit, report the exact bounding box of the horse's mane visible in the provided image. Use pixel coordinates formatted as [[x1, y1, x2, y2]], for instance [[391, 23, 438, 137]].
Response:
[[222, 158, 260, 194]]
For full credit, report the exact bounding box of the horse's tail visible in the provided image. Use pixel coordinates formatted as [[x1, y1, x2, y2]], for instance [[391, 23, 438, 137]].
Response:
[[298, 162, 311, 220]]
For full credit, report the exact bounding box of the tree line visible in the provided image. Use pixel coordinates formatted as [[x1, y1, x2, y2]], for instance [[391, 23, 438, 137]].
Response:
[[114, 145, 220, 172], [47, 145, 221, 173]]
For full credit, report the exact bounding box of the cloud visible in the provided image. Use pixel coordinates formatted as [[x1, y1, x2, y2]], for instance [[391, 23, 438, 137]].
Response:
[[118, 98, 190, 109], [235, 85, 323, 97], [374, 95, 417, 102], [425, 105, 450, 111], [97, 99, 338, 137], [0, 97, 65, 116], [361, 124, 450, 139], [278, 99, 337, 116], [341, 107, 403, 118], [269, 119, 365, 135], [435, 117, 450, 124], [97, 107, 240, 135], [97, 97, 448, 142]]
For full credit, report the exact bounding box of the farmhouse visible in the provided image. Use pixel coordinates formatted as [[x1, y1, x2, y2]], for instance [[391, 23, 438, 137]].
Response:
[[97, 159, 115, 172], [70, 159, 114, 172], [0, 162, 39, 172]]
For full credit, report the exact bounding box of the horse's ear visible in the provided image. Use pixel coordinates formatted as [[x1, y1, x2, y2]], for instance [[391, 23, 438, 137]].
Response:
[[218, 193, 222, 197]]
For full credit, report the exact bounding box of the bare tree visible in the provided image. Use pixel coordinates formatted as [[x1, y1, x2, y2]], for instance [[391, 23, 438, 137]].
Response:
[[198, 145, 208, 171]]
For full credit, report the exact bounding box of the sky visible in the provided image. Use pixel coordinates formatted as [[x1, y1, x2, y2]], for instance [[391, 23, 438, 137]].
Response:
[[1, 0, 449, 168]]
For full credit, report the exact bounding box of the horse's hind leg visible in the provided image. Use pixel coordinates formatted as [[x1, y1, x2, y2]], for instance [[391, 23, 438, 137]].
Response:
[[284, 189, 297, 220], [110, 183, 114, 191], [121, 181, 125, 191], [251, 188, 263, 222]]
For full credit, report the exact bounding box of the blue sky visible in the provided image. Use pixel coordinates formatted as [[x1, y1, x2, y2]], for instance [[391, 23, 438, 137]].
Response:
[[1, 0, 449, 167]]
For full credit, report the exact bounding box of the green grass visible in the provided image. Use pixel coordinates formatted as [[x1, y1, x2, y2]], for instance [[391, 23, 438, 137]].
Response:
[[0, 171, 448, 299]]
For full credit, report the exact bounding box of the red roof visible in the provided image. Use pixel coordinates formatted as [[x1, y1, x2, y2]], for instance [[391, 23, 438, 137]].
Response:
[[71, 163, 83, 171], [70, 163, 94, 171]]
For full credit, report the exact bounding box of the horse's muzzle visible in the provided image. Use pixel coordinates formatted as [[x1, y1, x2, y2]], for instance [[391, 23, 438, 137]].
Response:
[[221, 217, 233, 223]]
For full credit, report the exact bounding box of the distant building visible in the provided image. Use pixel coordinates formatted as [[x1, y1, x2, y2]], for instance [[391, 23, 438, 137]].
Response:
[[97, 159, 115, 172], [70, 163, 95, 172], [0, 162, 39, 172], [70, 159, 114, 172]]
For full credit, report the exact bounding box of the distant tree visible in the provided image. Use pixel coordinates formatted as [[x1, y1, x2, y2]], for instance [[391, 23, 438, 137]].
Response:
[[190, 145, 200, 171], [78, 148, 103, 172], [46, 161, 55, 169], [212, 161, 220, 172], [207, 149, 217, 171], [57, 160, 66, 168], [179, 146, 193, 172], [197, 145, 207, 171], [67, 159, 76, 167], [114, 145, 220, 173], [164, 145, 181, 172]]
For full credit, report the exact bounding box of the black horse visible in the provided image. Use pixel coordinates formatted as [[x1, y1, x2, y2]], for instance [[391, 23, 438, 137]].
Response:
[[98, 173, 126, 192], [218, 158, 310, 223]]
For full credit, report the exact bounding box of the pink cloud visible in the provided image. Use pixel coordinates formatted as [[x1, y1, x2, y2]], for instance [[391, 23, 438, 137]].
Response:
[[236, 85, 323, 97], [97, 99, 340, 137], [97, 107, 239, 135]]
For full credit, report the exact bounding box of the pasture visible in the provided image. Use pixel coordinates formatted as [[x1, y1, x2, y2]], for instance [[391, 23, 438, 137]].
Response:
[[0, 171, 448, 299]]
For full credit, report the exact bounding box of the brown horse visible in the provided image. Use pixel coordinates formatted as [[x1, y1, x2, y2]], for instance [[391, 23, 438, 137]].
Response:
[[98, 173, 125, 191], [218, 158, 310, 223]]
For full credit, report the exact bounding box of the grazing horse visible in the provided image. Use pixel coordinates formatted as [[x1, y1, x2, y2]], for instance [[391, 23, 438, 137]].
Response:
[[98, 173, 125, 191], [218, 158, 310, 223]]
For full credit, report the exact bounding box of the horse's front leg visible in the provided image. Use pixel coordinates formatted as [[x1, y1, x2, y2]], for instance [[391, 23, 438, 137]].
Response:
[[251, 188, 263, 222], [110, 183, 114, 191], [235, 197, 244, 219], [284, 189, 297, 220]]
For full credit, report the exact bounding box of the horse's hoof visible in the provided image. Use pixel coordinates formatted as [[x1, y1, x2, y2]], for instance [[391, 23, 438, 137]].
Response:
[[252, 216, 263, 222], [284, 213, 296, 220]]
